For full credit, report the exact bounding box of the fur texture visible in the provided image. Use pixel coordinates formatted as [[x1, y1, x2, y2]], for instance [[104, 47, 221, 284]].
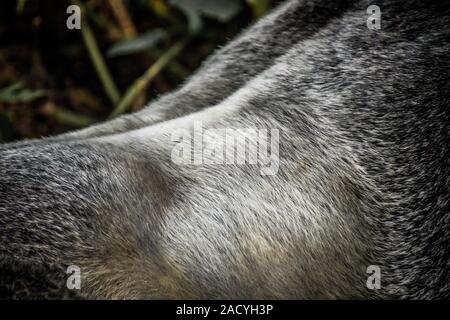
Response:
[[0, 0, 449, 299]]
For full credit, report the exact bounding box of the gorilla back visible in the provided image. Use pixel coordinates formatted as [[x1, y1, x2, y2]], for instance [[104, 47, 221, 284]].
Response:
[[0, 0, 449, 299]]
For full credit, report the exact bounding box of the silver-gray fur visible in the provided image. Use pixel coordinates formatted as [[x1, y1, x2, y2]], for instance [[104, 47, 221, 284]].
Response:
[[0, 0, 449, 299]]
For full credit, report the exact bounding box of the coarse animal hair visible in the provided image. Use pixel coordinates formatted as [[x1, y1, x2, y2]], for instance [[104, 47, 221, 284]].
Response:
[[0, 0, 449, 299]]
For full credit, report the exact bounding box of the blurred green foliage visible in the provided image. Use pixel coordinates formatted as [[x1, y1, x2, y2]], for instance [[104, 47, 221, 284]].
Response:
[[0, 0, 275, 142]]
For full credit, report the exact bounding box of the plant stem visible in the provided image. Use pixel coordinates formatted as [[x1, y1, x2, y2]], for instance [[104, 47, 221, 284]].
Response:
[[108, 0, 137, 38], [109, 37, 188, 118], [42, 103, 95, 127], [74, 0, 121, 106]]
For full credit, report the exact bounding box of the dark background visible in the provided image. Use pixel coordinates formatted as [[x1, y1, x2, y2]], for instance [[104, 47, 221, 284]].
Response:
[[0, 0, 275, 142]]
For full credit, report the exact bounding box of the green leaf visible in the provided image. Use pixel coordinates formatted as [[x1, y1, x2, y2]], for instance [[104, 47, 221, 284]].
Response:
[[107, 29, 168, 58], [0, 82, 47, 104], [246, 0, 271, 19], [170, 0, 243, 33], [16, 0, 27, 14]]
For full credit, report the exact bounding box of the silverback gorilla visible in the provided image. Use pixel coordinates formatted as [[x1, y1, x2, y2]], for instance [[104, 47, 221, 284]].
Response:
[[0, 0, 449, 299]]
